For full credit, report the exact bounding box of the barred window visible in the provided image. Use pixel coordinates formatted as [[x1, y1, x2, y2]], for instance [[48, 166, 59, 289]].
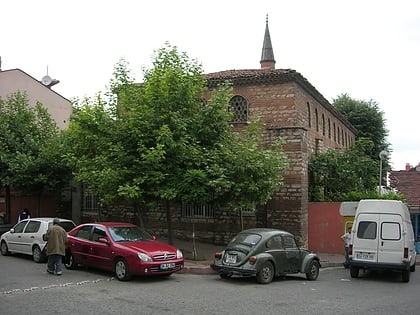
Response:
[[82, 184, 100, 212], [229, 95, 248, 123], [181, 203, 214, 218]]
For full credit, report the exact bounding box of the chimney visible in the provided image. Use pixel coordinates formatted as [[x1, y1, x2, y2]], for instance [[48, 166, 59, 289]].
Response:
[[406, 163, 411, 171]]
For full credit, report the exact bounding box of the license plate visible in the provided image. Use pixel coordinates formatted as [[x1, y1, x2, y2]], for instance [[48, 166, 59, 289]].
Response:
[[225, 254, 237, 264], [355, 252, 374, 260], [160, 263, 175, 270]]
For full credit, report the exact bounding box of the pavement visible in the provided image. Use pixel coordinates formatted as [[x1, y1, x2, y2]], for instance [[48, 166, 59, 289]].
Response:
[[163, 237, 346, 275]]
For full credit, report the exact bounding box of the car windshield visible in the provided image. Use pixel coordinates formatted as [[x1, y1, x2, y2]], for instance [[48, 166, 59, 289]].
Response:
[[108, 226, 153, 242], [229, 233, 262, 247]]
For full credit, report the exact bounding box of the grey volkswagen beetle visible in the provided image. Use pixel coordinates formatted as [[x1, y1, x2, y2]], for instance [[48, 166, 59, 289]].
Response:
[[211, 228, 321, 284]]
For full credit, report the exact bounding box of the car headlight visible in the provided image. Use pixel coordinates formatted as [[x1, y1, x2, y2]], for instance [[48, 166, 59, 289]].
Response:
[[137, 252, 152, 262], [177, 249, 183, 259]]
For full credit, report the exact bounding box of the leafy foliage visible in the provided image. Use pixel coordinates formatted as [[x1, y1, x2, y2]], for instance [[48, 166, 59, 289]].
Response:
[[333, 93, 390, 164], [0, 91, 70, 197], [309, 138, 402, 201], [63, 43, 288, 215]]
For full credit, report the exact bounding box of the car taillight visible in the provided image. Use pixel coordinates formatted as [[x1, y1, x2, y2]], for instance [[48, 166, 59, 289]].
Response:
[[215, 252, 222, 259], [404, 247, 408, 259], [249, 256, 257, 265], [349, 244, 353, 256]]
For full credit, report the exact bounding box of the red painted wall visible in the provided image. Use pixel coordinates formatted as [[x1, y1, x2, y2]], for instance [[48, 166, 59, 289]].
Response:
[[308, 202, 344, 254]]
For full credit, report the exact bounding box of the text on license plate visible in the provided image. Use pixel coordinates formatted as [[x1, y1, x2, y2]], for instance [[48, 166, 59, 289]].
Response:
[[225, 254, 237, 264], [355, 252, 374, 260], [160, 263, 175, 270]]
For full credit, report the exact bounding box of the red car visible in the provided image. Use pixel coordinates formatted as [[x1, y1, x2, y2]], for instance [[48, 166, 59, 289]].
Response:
[[65, 222, 184, 281]]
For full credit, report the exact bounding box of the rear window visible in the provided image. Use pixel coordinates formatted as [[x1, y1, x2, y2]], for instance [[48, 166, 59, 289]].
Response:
[[59, 221, 76, 232], [229, 233, 261, 246], [357, 221, 377, 239], [381, 222, 401, 240]]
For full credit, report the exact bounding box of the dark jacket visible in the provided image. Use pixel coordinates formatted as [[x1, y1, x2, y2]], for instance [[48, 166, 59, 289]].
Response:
[[43, 224, 67, 256]]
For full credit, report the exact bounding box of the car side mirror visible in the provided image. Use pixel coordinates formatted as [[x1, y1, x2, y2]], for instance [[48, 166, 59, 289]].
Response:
[[98, 237, 109, 245]]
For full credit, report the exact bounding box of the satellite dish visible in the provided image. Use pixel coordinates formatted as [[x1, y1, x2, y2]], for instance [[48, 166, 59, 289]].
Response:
[[41, 75, 52, 86]]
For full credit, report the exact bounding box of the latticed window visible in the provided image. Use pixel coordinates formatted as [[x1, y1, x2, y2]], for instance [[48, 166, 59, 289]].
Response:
[[229, 95, 248, 123]]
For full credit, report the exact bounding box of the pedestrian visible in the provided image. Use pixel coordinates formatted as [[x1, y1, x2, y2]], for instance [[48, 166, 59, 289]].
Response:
[[43, 218, 68, 276], [341, 226, 352, 269], [18, 208, 31, 223]]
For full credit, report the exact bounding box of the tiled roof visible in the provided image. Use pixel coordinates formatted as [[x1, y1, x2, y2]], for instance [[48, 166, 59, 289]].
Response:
[[205, 68, 356, 133]]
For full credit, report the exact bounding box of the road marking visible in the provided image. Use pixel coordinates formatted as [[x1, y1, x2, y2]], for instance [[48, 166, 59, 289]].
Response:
[[1, 278, 114, 295]]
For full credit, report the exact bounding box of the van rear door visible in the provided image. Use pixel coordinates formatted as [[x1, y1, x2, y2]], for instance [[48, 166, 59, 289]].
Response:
[[353, 213, 404, 264], [378, 214, 404, 264], [353, 213, 379, 262]]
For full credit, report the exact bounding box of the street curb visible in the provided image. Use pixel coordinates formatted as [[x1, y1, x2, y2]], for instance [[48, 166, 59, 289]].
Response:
[[180, 261, 345, 275]]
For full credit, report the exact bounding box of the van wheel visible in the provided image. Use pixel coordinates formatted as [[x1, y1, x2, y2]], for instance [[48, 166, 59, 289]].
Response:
[[402, 269, 410, 282], [350, 266, 359, 278], [410, 263, 416, 272]]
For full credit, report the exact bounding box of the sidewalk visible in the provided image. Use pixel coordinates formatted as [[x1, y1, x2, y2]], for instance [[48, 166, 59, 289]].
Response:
[[164, 237, 346, 275]]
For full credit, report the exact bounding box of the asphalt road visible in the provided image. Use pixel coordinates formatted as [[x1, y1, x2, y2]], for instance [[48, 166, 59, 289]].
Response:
[[1, 253, 419, 315]]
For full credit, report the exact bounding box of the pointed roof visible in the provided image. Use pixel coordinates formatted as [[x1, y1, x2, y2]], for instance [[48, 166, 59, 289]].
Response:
[[260, 15, 275, 69]]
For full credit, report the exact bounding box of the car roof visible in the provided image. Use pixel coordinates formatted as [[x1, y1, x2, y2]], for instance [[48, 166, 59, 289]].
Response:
[[240, 228, 294, 237], [22, 217, 74, 223], [79, 222, 137, 228]]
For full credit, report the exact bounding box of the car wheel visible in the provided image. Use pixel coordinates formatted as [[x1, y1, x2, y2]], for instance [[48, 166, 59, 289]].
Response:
[[1, 241, 10, 256], [402, 269, 410, 283], [350, 266, 359, 278], [256, 261, 274, 284], [32, 245, 45, 263], [64, 251, 77, 270], [114, 258, 132, 281], [219, 273, 232, 279], [306, 260, 320, 281]]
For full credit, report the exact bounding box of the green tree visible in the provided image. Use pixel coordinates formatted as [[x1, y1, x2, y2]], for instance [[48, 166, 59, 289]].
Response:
[[0, 91, 69, 220], [64, 44, 288, 243], [333, 93, 390, 163], [309, 138, 384, 201]]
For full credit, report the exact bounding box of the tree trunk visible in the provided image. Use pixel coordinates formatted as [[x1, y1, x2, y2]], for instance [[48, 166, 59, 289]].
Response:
[[165, 200, 173, 244], [5, 185, 11, 223]]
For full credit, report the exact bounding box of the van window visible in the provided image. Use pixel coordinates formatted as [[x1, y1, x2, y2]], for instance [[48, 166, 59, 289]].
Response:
[[357, 221, 377, 239], [381, 222, 401, 240]]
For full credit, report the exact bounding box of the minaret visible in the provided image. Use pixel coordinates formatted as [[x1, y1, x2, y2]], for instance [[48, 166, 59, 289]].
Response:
[[260, 15, 276, 69]]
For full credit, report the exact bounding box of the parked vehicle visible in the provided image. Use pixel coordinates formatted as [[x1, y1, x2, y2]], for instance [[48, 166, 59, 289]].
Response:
[[211, 228, 321, 284], [64, 222, 184, 281], [0, 217, 76, 263], [0, 215, 13, 236], [349, 199, 416, 282]]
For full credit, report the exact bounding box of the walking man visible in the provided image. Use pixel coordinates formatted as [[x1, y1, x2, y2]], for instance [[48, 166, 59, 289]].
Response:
[[43, 218, 67, 275]]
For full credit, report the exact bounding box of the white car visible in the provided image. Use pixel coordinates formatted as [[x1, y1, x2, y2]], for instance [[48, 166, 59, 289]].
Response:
[[0, 217, 76, 263]]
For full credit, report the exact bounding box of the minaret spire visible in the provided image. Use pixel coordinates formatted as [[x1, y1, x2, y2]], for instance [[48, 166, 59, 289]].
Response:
[[260, 14, 276, 69]]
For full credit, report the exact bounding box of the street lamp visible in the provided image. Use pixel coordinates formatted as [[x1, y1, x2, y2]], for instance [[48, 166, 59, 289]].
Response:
[[378, 150, 388, 194]]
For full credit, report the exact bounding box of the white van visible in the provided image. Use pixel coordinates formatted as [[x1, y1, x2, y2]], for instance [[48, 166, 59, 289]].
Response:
[[349, 199, 416, 282]]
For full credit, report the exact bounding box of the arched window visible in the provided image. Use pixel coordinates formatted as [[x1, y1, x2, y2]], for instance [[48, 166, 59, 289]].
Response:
[[328, 118, 331, 138], [307, 103, 311, 128], [315, 108, 319, 132], [229, 95, 248, 123], [322, 114, 325, 136], [333, 123, 336, 142]]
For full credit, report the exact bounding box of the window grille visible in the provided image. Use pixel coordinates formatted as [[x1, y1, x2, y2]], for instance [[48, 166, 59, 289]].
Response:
[[229, 95, 248, 123], [82, 184, 100, 212], [181, 203, 214, 218]]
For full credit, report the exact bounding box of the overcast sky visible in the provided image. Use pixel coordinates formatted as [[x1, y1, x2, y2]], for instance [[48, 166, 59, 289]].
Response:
[[1, 0, 419, 170]]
